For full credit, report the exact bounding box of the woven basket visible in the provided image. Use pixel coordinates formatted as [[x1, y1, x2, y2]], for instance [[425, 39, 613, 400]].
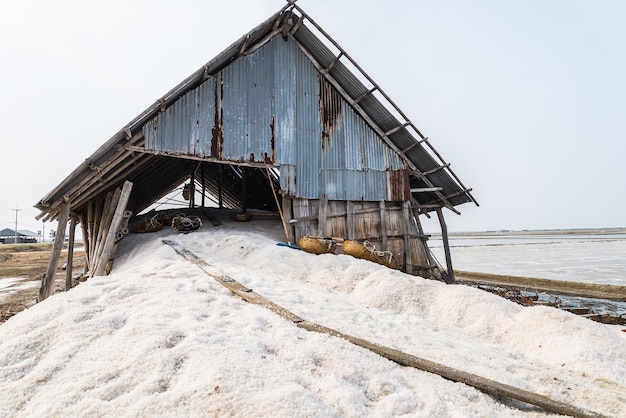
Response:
[[230, 212, 253, 222], [298, 237, 337, 255], [172, 216, 202, 233], [343, 240, 396, 269]]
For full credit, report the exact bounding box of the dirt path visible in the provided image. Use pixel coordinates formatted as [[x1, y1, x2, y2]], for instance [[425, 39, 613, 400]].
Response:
[[0, 243, 84, 323]]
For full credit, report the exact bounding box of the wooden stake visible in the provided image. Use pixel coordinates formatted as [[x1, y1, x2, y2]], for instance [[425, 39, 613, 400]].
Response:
[[39, 199, 71, 301]]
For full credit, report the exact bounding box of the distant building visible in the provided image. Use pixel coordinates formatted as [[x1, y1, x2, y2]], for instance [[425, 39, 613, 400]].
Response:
[[0, 228, 38, 244]]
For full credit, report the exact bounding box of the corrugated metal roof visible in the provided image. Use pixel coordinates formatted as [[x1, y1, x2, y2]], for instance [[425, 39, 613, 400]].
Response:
[[35, 3, 476, 222], [142, 35, 407, 202]]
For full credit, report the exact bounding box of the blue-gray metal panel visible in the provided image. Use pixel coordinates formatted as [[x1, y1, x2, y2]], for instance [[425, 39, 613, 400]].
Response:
[[143, 78, 217, 158], [196, 78, 216, 157], [342, 104, 363, 171], [319, 76, 404, 173], [247, 43, 275, 162], [320, 169, 390, 201], [291, 21, 472, 206], [144, 118, 157, 150], [273, 38, 297, 165], [279, 164, 297, 196], [221, 40, 277, 163], [319, 78, 345, 170], [293, 43, 322, 199], [221, 57, 250, 161], [167, 89, 193, 154]]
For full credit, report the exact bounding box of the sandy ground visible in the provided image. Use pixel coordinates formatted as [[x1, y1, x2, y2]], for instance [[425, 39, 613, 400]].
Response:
[[0, 243, 84, 323]]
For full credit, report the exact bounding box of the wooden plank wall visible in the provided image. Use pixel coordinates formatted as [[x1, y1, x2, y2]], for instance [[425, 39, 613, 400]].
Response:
[[288, 197, 434, 277]]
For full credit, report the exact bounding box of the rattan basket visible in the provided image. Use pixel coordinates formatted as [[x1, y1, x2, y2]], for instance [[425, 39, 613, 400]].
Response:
[[342, 240, 396, 269], [298, 236, 337, 255]]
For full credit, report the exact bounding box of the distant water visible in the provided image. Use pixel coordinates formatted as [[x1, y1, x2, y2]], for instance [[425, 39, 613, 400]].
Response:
[[428, 232, 626, 286]]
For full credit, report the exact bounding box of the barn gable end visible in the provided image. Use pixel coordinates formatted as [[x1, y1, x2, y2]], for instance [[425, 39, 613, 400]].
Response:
[[35, 3, 477, 299]]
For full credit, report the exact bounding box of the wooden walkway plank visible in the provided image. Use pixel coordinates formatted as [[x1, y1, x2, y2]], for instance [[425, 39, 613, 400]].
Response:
[[456, 270, 626, 301]]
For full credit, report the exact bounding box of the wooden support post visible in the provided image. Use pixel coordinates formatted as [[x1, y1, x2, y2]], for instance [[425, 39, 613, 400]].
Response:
[[346, 200, 355, 240], [39, 199, 71, 301], [104, 210, 132, 275], [319, 194, 329, 237], [93, 181, 133, 277], [436, 207, 455, 283], [412, 207, 437, 278], [282, 196, 295, 244], [90, 196, 102, 268], [241, 167, 248, 214], [92, 191, 117, 273], [402, 201, 413, 275], [65, 215, 77, 291], [218, 164, 223, 209], [379, 200, 388, 251], [189, 168, 195, 209], [78, 212, 89, 275], [85, 201, 93, 272], [201, 163, 206, 208]]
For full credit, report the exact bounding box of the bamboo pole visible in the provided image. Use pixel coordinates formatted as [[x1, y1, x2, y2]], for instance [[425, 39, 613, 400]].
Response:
[[93, 181, 133, 277], [39, 199, 71, 301]]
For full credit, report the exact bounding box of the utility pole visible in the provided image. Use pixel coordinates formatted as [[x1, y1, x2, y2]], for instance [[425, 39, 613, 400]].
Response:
[[12, 207, 21, 244]]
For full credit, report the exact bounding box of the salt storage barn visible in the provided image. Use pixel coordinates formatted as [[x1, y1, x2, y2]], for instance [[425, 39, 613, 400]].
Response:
[[34, 2, 477, 300]]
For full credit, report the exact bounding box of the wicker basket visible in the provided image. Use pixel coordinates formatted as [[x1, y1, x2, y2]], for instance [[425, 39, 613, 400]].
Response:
[[298, 237, 337, 255], [172, 216, 202, 233], [342, 240, 397, 269], [230, 212, 253, 222]]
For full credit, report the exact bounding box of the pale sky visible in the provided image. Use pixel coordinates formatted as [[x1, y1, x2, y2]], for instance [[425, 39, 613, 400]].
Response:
[[1, 0, 624, 233]]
